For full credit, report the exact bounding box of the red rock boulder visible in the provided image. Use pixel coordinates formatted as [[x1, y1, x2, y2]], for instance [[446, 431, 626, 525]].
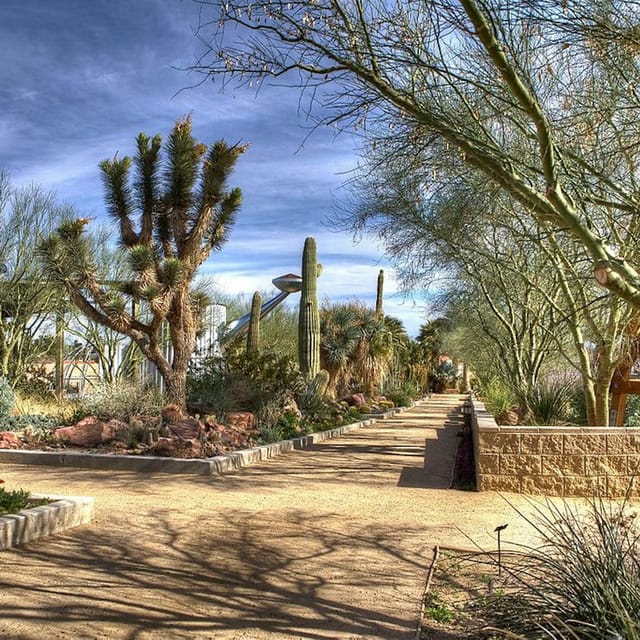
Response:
[[167, 417, 204, 440], [151, 437, 202, 458], [344, 393, 367, 408], [0, 431, 23, 449], [224, 411, 256, 431], [54, 417, 127, 447]]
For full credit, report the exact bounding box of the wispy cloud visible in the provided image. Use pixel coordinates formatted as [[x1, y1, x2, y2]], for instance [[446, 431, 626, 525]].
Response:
[[0, 0, 430, 336]]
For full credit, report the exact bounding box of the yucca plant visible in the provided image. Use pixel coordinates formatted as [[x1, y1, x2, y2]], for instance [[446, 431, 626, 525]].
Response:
[[527, 378, 576, 426], [38, 117, 245, 408], [490, 494, 640, 639]]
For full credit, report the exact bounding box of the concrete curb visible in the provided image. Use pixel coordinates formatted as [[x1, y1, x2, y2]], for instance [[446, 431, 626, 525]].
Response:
[[0, 418, 378, 476], [0, 494, 94, 550]]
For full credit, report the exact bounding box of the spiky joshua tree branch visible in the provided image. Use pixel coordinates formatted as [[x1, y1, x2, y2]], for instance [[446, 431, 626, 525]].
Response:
[[38, 116, 246, 407]]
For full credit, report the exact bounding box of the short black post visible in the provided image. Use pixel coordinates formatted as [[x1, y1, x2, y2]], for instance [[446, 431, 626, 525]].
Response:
[[494, 523, 508, 577]]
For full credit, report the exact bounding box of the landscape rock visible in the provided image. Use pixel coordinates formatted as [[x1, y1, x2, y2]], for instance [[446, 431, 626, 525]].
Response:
[[344, 393, 367, 408], [225, 411, 256, 431], [0, 431, 23, 449], [168, 417, 204, 440], [151, 437, 202, 458], [54, 417, 128, 447]]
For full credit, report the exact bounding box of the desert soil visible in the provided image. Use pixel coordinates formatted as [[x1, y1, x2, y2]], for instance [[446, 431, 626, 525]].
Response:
[[0, 395, 564, 640]]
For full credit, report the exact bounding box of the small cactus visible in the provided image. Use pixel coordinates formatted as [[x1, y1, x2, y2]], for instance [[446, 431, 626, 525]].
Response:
[[247, 290, 261, 353], [298, 237, 321, 380]]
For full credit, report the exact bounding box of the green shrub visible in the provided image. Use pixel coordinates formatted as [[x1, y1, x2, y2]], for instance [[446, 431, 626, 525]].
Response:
[[0, 487, 31, 516], [2, 414, 60, 437], [625, 394, 640, 427], [188, 350, 304, 429], [71, 382, 164, 421], [0, 377, 15, 420], [383, 382, 418, 407], [481, 379, 517, 421]]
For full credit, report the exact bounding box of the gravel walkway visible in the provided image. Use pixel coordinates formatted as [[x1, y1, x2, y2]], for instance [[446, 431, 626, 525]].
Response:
[[0, 395, 550, 639]]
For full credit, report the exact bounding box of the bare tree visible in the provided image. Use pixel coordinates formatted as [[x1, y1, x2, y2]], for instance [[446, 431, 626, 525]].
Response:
[[0, 171, 72, 388], [192, 0, 640, 308]]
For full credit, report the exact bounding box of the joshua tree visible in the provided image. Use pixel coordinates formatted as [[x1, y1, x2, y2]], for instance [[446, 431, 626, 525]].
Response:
[[39, 117, 245, 408]]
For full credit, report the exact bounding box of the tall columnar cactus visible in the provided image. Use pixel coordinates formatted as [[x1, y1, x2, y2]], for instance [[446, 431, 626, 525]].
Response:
[[375, 269, 384, 317], [298, 236, 321, 380], [247, 290, 261, 353]]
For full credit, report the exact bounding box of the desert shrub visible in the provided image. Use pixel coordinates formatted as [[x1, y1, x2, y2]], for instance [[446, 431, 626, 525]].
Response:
[[481, 379, 517, 422], [2, 414, 60, 436], [489, 495, 640, 639], [0, 487, 31, 516], [0, 377, 15, 420], [258, 413, 304, 444], [71, 382, 164, 421], [297, 393, 358, 432], [188, 350, 304, 429], [526, 378, 577, 425], [14, 363, 55, 402], [383, 381, 419, 407]]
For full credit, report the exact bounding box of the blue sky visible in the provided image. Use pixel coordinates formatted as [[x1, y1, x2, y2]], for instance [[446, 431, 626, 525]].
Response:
[[0, 0, 428, 336]]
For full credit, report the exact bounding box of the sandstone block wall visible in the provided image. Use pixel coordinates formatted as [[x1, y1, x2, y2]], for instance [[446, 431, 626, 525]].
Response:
[[471, 399, 640, 497]]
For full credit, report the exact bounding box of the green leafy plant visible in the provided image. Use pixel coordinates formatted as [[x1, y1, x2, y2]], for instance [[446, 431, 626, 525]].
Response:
[[423, 591, 454, 623], [481, 379, 518, 423], [0, 487, 49, 516], [2, 414, 60, 440], [625, 394, 640, 427], [383, 383, 418, 407]]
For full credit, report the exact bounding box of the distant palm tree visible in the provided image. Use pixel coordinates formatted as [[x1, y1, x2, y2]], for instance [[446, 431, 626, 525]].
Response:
[[320, 302, 396, 397]]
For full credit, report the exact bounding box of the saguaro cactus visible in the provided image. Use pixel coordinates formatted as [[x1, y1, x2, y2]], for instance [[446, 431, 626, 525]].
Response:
[[247, 290, 261, 353], [298, 236, 321, 380], [375, 269, 384, 317]]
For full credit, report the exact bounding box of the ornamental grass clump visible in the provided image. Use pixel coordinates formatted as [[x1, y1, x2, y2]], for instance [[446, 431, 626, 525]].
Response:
[[493, 495, 640, 639], [526, 378, 577, 426]]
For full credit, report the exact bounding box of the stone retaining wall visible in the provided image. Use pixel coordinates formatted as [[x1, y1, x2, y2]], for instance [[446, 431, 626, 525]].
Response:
[[471, 398, 640, 497]]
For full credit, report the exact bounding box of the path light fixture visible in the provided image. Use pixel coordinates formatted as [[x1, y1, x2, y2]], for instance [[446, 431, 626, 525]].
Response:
[[494, 523, 508, 577]]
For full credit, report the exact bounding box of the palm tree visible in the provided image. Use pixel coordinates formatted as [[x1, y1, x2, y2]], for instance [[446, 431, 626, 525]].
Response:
[[320, 302, 396, 397]]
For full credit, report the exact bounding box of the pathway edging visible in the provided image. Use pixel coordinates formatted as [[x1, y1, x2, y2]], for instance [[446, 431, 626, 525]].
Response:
[[0, 414, 399, 475], [0, 494, 94, 550]]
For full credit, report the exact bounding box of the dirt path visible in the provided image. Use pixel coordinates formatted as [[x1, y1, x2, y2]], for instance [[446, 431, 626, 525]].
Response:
[[0, 395, 549, 639]]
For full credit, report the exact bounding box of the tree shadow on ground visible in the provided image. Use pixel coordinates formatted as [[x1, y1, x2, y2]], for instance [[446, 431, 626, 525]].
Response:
[[0, 510, 433, 639]]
